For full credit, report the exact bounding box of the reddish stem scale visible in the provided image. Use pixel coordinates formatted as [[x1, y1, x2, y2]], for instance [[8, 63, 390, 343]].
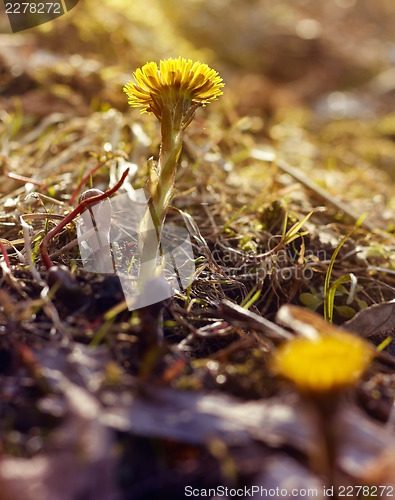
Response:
[[39, 169, 129, 270], [0, 240, 11, 269]]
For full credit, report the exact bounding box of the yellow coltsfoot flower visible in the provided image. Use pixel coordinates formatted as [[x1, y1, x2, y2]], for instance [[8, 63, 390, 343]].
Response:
[[272, 328, 373, 395], [123, 57, 224, 123]]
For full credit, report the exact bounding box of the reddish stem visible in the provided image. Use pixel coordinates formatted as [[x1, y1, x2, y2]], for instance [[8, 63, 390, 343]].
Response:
[[69, 160, 107, 206], [40, 169, 129, 270], [0, 241, 11, 269]]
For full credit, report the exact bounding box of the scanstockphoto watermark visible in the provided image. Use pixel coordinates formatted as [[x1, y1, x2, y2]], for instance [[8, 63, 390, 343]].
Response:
[[185, 485, 394, 498], [76, 185, 195, 312], [2, 0, 79, 33], [184, 485, 321, 497]]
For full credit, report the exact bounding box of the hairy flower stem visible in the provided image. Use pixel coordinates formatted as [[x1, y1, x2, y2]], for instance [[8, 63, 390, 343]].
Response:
[[138, 104, 185, 287], [154, 106, 184, 220]]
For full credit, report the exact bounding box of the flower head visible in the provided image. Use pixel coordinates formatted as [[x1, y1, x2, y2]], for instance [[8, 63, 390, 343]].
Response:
[[271, 330, 373, 394], [123, 57, 224, 121]]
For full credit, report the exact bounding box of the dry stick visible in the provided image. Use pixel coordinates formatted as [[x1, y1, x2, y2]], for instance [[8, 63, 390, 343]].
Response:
[[219, 299, 293, 341], [25, 193, 66, 207], [39, 169, 129, 270], [3, 167, 42, 187], [250, 149, 375, 232], [21, 216, 45, 284]]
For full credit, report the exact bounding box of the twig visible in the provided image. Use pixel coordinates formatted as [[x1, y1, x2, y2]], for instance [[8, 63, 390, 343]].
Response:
[[219, 299, 293, 341]]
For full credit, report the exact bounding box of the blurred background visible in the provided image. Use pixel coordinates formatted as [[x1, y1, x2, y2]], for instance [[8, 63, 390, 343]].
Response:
[[2, 0, 395, 119]]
